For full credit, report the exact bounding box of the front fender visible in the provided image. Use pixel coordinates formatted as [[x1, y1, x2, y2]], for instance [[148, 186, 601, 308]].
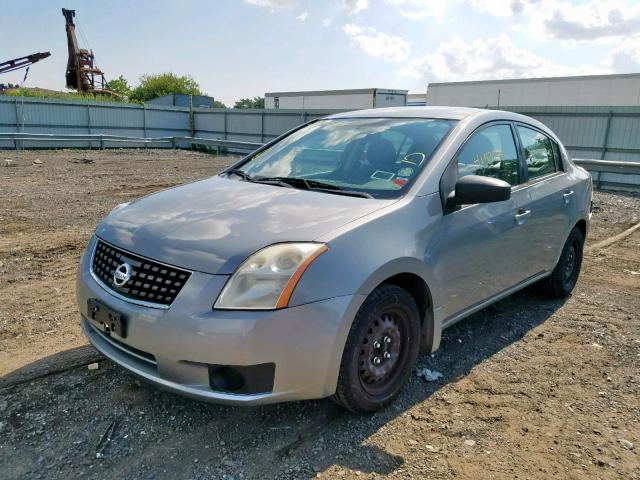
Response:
[[289, 195, 442, 307], [289, 194, 444, 352]]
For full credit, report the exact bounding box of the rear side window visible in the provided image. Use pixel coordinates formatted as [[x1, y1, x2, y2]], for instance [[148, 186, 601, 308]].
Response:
[[517, 126, 557, 180], [456, 124, 520, 185]]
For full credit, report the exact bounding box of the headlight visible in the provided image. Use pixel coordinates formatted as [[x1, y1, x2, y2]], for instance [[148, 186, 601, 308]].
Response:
[[214, 243, 328, 310]]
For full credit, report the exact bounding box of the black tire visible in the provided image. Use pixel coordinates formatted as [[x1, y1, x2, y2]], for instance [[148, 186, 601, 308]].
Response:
[[332, 284, 421, 413], [540, 227, 584, 298]]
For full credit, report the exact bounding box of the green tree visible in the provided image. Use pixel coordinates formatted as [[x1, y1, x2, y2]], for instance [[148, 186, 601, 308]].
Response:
[[130, 73, 203, 102], [234, 96, 264, 109], [213, 100, 227, 108], [106, 75, 131, 97]]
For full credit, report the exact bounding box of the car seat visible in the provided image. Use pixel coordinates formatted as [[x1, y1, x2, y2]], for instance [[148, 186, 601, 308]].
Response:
[[350, 135, 397, 183]]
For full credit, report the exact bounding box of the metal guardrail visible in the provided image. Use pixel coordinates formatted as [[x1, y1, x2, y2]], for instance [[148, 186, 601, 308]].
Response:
[[0, 133, 263, 151], [173, 136, 263, 151], [574, 158, 640, 175], [1, 133, 638, 192], [574, 159, 640, 192]]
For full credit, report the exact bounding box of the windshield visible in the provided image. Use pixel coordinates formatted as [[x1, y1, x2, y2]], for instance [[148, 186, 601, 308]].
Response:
[[229, 117, 456, 199]]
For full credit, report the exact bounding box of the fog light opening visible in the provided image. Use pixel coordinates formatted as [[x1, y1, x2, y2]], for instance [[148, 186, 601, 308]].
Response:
[[209, 366, 245, 392]]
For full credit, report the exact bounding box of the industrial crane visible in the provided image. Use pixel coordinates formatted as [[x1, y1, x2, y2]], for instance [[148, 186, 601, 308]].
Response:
[[0, 52, 50, 75], [0, 52, 50, 92], [62, 8, 109, 94]]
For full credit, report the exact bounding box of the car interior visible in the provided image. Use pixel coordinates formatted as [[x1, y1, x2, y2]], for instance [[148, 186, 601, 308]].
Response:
[[519, 127, 558, 179], [456, 127, 520, 185], [292, 123, 451, 190], [455, 124, 561, 186]]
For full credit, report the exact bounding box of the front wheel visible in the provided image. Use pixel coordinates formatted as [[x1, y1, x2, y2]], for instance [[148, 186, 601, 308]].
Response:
[[540, 227, 584, 298], [332, 285, 421, 413]]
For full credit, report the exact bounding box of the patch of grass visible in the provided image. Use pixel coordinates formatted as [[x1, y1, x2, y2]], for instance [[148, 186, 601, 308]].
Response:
[[4, 88, 132, 103]]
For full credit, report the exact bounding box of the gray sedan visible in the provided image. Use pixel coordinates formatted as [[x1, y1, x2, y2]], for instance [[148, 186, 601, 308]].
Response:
[[77, 106, 592, 412]]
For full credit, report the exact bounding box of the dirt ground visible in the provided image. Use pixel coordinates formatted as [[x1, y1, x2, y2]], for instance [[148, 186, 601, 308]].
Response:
[[1, 149, 638, 480]]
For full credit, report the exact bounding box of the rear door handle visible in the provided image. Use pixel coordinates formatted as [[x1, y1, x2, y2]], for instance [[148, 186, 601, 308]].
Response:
[[563, 190, 574, 204], [514, 209, 531, 225]]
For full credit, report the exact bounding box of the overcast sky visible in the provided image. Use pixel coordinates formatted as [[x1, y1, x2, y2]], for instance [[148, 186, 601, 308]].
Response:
[[2, 0, 639, 105]]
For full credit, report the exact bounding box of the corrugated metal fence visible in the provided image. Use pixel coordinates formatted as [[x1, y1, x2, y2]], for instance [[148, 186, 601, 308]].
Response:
[[500, 106, 640, 162], [1, 96, 639, 162], [0, 96, 336, 150], [193, 108, 334, 144], [0, 96, 190, 149]]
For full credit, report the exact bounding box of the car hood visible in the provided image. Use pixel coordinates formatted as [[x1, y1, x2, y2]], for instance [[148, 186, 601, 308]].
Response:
[[96, 175, 396, 274]]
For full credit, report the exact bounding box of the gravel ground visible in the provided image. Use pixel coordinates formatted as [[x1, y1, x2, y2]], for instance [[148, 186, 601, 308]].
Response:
[[0, 149, 639, 479], [0, 149, 237, 373]]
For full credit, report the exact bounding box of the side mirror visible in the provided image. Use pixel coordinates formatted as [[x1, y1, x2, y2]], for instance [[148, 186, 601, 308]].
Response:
[[447, 175, 511, 206]]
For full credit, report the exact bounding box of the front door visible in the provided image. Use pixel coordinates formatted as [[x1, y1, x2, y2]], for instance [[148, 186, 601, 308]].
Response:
[[431, 123, 530, 320]]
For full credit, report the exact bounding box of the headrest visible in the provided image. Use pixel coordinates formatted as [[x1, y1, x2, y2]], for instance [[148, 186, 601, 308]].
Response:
[[366, 136, 397, 169]]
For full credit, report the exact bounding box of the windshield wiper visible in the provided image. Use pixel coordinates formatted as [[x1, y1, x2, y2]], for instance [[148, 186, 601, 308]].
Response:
[[253, 176, 310, 189], [252, 178, 295, 189], [227, 171, 372, 198], [255, 176, 374, 198], [225, 168, 253, 181], [302, 179, 374, 198], [308, 187, 374, 199], [226, 170, 296, 189]]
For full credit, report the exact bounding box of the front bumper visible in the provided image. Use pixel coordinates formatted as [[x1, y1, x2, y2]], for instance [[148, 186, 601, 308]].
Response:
[[77, 236, 363, 405]]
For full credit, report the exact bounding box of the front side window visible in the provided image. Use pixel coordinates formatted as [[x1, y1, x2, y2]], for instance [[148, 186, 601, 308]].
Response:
[[232, 118, 456, 198], [517, 125, 557, 180], [456, 124, 520, 185]]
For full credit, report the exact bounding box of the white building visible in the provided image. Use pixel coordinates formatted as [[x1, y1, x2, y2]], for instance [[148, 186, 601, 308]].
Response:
[[407, 92, 426, 106], [426, 73, 640, 107], [264, 88, 408, 110]]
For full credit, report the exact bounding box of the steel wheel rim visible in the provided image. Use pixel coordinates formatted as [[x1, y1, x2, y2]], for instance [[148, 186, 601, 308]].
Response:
[[358, 309, 407, 395], [564, 243, 578, 283]]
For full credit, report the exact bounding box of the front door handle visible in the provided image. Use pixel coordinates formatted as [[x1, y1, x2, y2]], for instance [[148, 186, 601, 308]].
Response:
[[514, 208, 531, 225], [563, 190, 574, 205]]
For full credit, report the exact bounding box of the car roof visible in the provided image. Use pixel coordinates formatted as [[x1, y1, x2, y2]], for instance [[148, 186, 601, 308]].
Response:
[[326, 106, 486, 120], [325, 106, 555, 139], [326, 106, 545, 124]]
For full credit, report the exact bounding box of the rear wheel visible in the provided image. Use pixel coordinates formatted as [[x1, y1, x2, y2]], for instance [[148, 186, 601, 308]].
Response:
[[332, 285, 420, 413], [540, 227, 584, 298]]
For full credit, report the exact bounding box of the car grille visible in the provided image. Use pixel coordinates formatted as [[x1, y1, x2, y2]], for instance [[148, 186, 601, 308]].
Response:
[[91, 239, 191, 307]]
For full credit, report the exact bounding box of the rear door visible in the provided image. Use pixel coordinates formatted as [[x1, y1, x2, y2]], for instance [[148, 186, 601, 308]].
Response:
[[434, 122, 531, 320], [513, 124, 573, 276]]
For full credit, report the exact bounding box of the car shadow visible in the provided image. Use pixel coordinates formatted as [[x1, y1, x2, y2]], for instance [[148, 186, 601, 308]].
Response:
[[2, 289, 566, 479], [0, 345, 101, 389]]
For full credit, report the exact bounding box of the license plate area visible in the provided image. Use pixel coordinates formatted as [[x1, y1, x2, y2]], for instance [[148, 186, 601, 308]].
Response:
[[88, 299, 127, 338]]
